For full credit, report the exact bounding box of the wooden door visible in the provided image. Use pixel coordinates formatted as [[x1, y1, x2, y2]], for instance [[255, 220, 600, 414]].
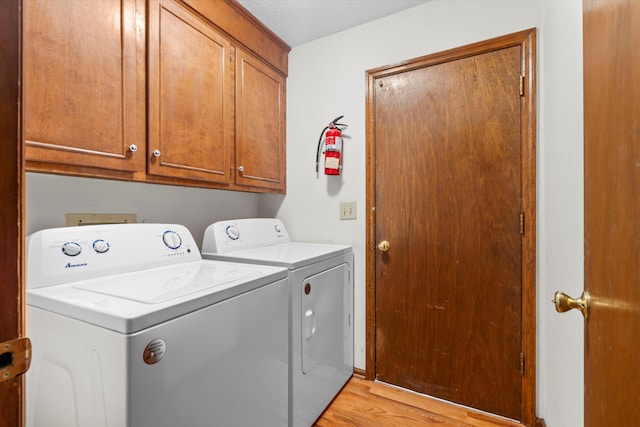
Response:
[[147, 0, 234, 184], [366, 30, 537, 423], [583, 0, 640, 425], [0, 1, 24, 426], [235, 48, 286, 192], [23, 0, 145, 175]]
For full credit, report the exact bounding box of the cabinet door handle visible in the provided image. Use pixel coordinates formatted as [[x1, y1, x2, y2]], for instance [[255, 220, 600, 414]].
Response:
[[152, 149, 161, 157], [129, 144, 138, 152], [238, 166, 244, 173]]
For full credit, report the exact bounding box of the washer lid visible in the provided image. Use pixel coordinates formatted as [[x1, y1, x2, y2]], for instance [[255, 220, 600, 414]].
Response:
[[26, 260, 287, 334], [203, 242, 352, 270], [73, 262, 253, 304]]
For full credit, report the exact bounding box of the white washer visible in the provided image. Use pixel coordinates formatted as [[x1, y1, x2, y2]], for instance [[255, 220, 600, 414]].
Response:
[[26, 223, 289, 427], [201, 218, 353, 427]]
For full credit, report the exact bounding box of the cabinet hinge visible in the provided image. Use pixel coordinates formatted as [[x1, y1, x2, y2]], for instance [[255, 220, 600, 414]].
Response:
[[229, 51, 233, 62], [520, 75, 525, 97], [520, 352, 525, 375], [520, 211, 525, 235]]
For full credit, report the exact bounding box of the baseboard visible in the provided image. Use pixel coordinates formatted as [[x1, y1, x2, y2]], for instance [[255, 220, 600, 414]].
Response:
[[353, 367, 366, 377]]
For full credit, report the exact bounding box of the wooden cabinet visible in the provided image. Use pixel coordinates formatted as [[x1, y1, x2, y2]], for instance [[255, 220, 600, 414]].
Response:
[[147, 0, 287, 191], [235, 48, 286, 190], [23, 0, 146, 176], [147, 0, 234, 185], [24, 0, 289, 193]]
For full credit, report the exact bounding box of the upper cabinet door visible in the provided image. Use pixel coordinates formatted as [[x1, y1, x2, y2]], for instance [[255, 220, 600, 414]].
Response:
[[235, 48, 286, 192], [23, 0, 145, 173], [147, 0, 234, 184]]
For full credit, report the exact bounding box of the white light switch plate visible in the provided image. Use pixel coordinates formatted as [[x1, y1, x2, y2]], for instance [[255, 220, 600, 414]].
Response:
[[339, 202, 357, 220]]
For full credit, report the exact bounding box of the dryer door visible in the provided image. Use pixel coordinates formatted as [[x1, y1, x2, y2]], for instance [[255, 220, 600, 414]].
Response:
[[301, 263, 351, 374]]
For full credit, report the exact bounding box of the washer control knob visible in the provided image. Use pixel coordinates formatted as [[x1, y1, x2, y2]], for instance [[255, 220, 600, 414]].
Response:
[[92, 239, 110, 254], [162, 230, 182, 250], [61, 242, 82, 257], [226, 225, 240, 240], [274, 224, 282, 233]]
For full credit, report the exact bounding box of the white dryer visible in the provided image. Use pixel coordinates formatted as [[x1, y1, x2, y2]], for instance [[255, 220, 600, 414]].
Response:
[[26, 223, 289, 427], [201, 218, 353, 427]]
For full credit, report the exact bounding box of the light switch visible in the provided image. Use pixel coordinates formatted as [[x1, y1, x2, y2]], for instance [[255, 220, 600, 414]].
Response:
[[340, 202, 357, 220]]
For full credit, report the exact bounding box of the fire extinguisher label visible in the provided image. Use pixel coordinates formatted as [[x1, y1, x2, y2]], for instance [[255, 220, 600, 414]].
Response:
[[325, 156, 340, 169], [333, 137, 342, 151]]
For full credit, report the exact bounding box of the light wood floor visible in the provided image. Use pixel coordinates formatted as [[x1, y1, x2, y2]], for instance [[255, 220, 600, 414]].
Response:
[[314, 376, 522, 427]]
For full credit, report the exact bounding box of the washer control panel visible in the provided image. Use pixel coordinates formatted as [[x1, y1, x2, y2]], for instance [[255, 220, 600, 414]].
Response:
[[27, 223, 200, 289]]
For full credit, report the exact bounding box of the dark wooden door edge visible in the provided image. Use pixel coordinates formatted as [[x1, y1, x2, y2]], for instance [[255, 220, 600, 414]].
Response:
[[0, 0, 25, 426], [365, 28, 537, 427]]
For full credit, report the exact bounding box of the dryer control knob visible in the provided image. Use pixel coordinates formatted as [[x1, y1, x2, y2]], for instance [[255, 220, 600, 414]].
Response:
[[162, 230, 182, 250], [61, 242, 82, 257], [226, 225, 240, 240]]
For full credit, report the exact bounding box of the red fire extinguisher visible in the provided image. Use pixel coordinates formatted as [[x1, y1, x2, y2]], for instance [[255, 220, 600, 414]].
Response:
[[324, 125, 342, 175], [315, 116, 347, 176]]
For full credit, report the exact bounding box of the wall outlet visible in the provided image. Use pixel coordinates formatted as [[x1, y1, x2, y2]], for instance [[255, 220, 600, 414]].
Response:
[[340, 201, 357, 220]]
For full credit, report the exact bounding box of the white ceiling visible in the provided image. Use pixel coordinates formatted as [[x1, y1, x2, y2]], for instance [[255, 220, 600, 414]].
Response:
[[236, 0, 432, 47]]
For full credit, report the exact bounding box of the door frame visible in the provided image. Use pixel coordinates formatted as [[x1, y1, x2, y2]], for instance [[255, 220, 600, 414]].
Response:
[[365, 28, 537, 426], [0, 0, 25, 426]]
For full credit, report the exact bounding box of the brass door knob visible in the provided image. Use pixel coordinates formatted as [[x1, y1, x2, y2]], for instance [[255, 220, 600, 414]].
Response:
[[552, 290, 590, 319], [377, 240, 390, 252]]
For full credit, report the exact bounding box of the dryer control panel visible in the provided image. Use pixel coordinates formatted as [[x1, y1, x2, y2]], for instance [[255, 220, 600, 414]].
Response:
[[202, 218, 291, 255]]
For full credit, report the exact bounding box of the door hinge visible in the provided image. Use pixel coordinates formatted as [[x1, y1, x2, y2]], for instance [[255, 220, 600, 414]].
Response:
[[520, 75, 525, 97], [0, 337, 32, 383], [520, 352, 525, 375], [520, 211, 525, 235]]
